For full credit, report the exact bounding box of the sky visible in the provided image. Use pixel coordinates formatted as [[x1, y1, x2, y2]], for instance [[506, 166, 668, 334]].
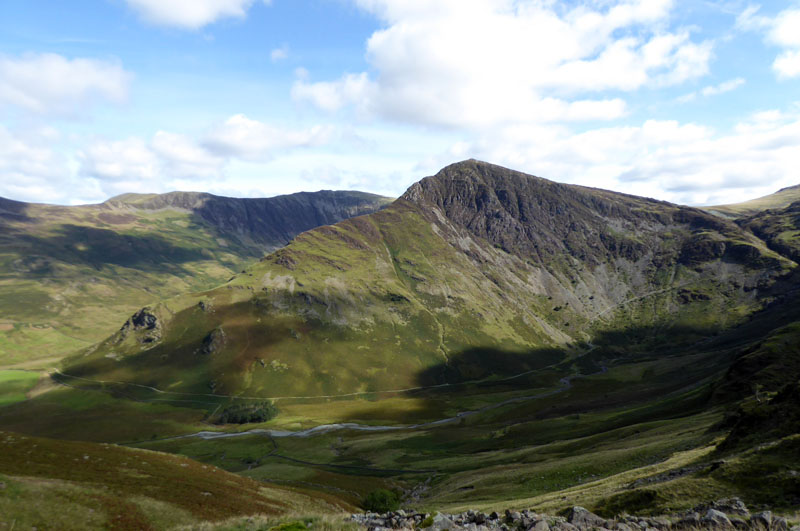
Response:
[[0, 0, 798, 206]]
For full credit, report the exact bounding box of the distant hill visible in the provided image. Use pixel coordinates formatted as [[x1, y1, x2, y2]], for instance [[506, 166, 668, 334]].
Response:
[[705, 184, 800, 218], [0, 190, 391, 367]]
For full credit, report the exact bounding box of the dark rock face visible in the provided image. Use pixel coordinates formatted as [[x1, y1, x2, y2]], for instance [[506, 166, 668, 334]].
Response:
[[106, 190, 391, 252], [679, 234, 726, 266], [197, 328, 226, 356], [402, 160, 741, 268], [118, 308, 162, 345]]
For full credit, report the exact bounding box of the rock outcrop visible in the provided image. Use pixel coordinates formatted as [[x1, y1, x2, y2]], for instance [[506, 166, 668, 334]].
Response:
[[349, 499, 797, 530], [117, 307, 162, 345]]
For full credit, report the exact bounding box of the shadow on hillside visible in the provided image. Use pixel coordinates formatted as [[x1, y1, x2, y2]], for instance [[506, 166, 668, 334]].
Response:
[[342, 319, 779, 427], [190, 191, 390, 248], [5, 224, 214, 277], [0, 196, 32, 223]]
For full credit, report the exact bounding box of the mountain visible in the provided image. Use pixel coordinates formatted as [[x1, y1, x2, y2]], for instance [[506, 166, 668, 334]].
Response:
[[5, 160, 800, 521], [0, 190, 391, 368], [706, 184, 800, 218], [63, 160, 794, 398]]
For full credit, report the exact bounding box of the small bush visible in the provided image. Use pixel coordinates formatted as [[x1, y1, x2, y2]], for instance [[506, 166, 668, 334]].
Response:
[[362, 489, 400, 513], [215, 401, 278, 425]]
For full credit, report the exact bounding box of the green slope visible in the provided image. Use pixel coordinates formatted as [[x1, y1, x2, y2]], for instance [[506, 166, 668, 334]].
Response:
[[0, 430, 352, 529], [0, 190, 391, 368], [706, 184, 800, 218]]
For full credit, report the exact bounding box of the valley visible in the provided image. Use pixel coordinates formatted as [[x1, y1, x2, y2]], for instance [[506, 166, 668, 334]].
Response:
[[1, 161, 799, 529]]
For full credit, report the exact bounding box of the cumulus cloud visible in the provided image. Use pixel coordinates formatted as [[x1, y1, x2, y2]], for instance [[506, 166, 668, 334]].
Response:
[[0, 53, 131, 116], [421, 109, 800, 205], [73, 115, 337, 198], [737, 5, 800, 79], [203, 114, 333, 161], [774, 50, 800, 79], [0, 125, 71, 202], [124, 0, 269, 29], [293, 0, 712, 128], [80, 133, 223, 183], [292, 72, 376, 114]]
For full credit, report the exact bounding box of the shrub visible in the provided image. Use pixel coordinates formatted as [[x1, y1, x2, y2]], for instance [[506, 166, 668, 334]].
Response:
[[362, 489, 400, 513], [214, 401, 278, 425]]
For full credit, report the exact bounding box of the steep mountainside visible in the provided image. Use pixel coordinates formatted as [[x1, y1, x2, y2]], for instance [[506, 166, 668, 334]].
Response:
[[64, 161, 794, 398], [736, 200, 800, 262], [0, 190, 391, 366]]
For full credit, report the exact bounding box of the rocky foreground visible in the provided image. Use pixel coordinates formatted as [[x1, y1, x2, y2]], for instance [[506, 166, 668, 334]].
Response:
[[349, 499, 798, 530]]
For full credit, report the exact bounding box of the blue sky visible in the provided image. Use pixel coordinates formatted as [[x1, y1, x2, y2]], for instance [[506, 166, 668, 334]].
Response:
[[0, 0, 798, 206]]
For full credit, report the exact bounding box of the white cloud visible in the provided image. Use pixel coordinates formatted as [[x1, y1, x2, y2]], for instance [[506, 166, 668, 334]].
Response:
[[270, 45, 289, 62], [152, 131, 225, 178], [79, 132, 225, 196], [203, 114, 333, 161], [774, 50, 800, 79], [679, 77, 745, 102], [769, 8, 800, 48], [292, 73, 376, 114], [0, 125, 70, 202], [421, 109, 800, 205], [701, 77, 746, 97], [0, 53, 131, 116], [80, 137, 161, 181], [74, 115, 335, 197], [124, 0, 270, 29], [293, 0, 712, 128], [738, 6, 800, 79]]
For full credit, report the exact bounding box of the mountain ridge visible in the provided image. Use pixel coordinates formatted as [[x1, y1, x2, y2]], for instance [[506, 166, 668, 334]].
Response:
[[0, 188, 392, 367], [63, 160, 794, 398]]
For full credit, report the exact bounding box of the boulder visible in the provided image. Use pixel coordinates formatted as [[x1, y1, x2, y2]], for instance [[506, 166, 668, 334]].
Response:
[[750, 511, 771, 530], [531, 520, 551, 531], [507, 510, 522, 523], [703, 509, 732, 528], [712, 498, 749, 516], [773, 517, 789, 531], [567, 506, 607, 528], [431, 512, 456, 531]]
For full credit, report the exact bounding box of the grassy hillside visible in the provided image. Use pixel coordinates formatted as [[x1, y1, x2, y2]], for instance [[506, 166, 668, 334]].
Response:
[[0, 430, 351, 529], [706, 184, 800, 218], [0, 191, 390, 368]]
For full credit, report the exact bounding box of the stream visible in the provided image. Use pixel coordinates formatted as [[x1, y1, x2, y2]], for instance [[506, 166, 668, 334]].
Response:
[[171, 366, 607, 441]]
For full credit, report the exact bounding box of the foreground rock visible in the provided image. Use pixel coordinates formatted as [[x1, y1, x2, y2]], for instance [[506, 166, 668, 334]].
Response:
[[349, 498, 799, 530]]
